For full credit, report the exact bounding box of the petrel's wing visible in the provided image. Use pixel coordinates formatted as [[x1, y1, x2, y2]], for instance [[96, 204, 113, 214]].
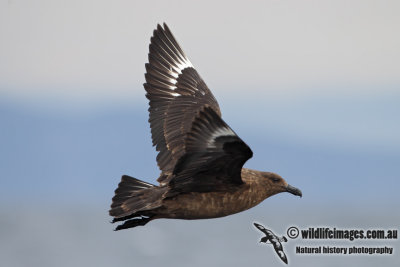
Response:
[[167, 106, 253, 193], [272, 241, 288, 264], [255, 223, 288, 264], [144, 23, 221, 183], [254, 223, 270, 235]]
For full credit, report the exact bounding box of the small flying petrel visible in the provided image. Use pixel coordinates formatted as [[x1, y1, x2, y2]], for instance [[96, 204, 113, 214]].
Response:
[[109, 23, 302, 231], [254, 223, 289, 264]]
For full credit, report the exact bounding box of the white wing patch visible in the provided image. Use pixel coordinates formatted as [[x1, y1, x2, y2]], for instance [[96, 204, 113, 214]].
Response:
[[159, 38, 193, 96], [175, 60, 193, 76], [167, 58, 193, 96], [170, 92, 180, 97], [207, 126, 236, 148], [150, 24, 195, 98], [162, 58, 193, 97]]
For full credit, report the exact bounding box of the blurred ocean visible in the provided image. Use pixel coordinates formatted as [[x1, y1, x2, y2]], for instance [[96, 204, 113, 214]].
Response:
[[1, 92, 399, 267], [1, 204, 399, 267]]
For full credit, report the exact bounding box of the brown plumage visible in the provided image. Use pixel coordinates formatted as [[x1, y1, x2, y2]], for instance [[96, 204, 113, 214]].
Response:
[[109, 23, 302, 231]]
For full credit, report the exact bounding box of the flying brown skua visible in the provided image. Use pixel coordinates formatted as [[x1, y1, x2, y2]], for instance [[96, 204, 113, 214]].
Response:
[[109, 23, 302, 231]]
